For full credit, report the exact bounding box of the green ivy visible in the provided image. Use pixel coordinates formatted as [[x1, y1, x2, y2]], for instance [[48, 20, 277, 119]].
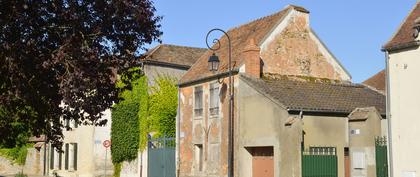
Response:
[[111, 68, 145, 163], [148, 76, 178, 137], [113, 162, 122, 177]]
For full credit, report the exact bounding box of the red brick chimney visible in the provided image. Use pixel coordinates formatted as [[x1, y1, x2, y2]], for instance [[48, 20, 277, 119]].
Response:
[[242, 38, 261, 78]]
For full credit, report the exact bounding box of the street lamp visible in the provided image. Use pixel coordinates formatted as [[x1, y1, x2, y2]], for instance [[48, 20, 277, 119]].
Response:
[[208, 53, 220, 72], [206, 28, 233, 177]]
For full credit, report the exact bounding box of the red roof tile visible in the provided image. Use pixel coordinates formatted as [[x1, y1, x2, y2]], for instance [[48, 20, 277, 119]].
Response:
[[383, 2, 420, 50], [363, 70, 385, 93], [179, 5, 308, 85]]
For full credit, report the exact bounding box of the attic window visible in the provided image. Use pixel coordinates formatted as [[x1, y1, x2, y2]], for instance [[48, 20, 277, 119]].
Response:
[[413, 17, 420, 39]]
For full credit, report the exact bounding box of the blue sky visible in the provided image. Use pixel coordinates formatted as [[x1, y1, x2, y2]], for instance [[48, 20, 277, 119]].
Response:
[[151, 1, 416, 83]]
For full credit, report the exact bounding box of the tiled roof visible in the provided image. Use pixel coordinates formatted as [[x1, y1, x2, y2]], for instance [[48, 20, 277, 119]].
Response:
[[348, 107, 378, 121], [363, 70, 385, 93], [141, 44, 206, 67], [241, 75, 386, 115], [179, 5, 307, 84], [383, 2, 420, 50]]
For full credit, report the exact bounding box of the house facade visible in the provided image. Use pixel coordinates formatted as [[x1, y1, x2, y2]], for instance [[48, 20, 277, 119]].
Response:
[[178, 5, 386, 177], [45, 44, 205, 177], [382, 2, 420, 177]]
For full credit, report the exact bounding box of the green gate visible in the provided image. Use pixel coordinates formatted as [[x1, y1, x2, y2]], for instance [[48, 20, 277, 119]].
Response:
[[302, 147, 338, 177], [148, 136, 175, 177], [375, 136, 388, 177]]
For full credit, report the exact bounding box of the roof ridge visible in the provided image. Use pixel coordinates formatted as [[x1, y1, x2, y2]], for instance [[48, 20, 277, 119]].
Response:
[[262, 76, 362, 88], [226, 5, 295, 35], [160, 43, 207, 50]]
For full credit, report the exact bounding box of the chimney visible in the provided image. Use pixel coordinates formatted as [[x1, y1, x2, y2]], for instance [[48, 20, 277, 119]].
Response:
[[242, 38, 261, 78]]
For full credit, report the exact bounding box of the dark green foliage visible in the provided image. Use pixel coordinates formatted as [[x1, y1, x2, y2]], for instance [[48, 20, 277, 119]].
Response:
[[111, 70, 145, 163]]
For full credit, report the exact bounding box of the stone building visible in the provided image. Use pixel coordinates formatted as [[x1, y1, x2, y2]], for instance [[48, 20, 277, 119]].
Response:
[[177, 5, 385, 177]]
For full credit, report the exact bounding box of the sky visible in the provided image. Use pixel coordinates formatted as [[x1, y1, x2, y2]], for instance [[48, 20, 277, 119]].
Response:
[[150, 0, 417, 83]]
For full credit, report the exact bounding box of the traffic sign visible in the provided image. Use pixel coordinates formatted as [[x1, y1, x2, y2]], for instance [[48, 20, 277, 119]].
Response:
[[103, 140, 111, 148]]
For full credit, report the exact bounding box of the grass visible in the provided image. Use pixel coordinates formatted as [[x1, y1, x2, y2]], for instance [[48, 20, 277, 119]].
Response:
[[0, 144, 31, 165], [14, 171, 28, 177]]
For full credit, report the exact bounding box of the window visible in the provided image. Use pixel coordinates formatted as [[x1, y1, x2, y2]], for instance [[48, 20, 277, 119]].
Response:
[[73, 143, 78, 171], [195, 144, 203, 171], [209, 83, 219, 116], [65, 119, 70, 130], [50, 146, 55, 169], [194, 86, 203, 117], [65, 143, 69, 170], [352, 152, 366, 169], [309, 147, 336, 155]]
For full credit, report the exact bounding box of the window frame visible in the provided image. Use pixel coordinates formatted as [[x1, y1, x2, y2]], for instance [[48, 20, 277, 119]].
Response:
[[193, 85, 204, 118], [208, 82, 220, 118]]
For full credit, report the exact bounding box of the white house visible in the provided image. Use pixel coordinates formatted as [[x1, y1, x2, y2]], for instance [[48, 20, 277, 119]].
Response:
[[382, 2, 420, 177]]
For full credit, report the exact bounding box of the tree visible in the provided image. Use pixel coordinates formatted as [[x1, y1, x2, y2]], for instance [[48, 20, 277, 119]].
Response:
[[0, 0, 162, 147]]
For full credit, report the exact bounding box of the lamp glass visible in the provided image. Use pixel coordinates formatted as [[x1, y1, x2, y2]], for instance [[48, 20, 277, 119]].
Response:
[[208, 53, 220, 72]]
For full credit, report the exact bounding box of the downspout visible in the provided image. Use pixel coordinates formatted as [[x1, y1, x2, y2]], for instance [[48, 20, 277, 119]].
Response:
[[176, 88, 181, 177], [385, 51, 394, 177]]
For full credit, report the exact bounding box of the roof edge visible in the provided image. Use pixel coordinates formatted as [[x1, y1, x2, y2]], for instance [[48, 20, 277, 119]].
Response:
[[178, 69, 240, 87], [382, 41, 420, 52], [383, 2, 420, 49]]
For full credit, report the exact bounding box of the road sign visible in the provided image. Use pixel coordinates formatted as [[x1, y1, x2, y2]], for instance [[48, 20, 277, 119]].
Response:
[[103, 140, 111, 148]]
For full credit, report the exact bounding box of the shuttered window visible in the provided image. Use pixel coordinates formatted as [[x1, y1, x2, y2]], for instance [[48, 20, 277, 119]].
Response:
[[194, 86, 203, 117], [209, 83, 219, 116], [65, 143, 69, 170], [58, 148, 62, 170], [50, 146, 54, 169], [73, 143, 78, 171]]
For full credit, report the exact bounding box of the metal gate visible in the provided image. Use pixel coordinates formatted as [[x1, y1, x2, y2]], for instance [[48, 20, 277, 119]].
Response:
[[375, 136, 388, 177], [302, 147, 338, 177], [148, 136, 175, 177]]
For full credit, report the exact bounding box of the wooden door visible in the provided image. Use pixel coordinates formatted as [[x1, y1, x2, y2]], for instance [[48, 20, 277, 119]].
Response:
[[252, 147, 274, 177], [344, 148, 350, 177]]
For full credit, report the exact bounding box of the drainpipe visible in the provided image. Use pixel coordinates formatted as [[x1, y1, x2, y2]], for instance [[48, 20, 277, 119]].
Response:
[[176, 88, 181, 177], [385, 51, 394, 177]]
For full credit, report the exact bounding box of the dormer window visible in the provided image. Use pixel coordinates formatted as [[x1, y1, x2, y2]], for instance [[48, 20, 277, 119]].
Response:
[[413, 17, 420, 39]]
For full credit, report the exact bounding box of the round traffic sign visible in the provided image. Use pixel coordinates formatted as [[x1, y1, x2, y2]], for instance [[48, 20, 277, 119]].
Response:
[[103, 140, 111, 148]]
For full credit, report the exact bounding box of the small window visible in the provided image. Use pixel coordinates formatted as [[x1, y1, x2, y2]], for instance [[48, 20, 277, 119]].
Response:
[[195, 144, 203, 171], [65, 119, 70, 130], [209, 83, 219, 116], [194, 86, 203, 117], [309, 146, 336, 155]]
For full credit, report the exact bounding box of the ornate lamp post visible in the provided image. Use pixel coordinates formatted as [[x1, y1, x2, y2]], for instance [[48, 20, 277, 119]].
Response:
[[206, 28, 233, 177]]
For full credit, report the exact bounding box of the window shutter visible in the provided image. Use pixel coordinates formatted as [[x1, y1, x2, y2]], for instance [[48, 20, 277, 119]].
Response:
[[59, 149, 62, 170], [50, 147, 54, 169], [352, 152, 366, 169], [73, 143, 78, 171], [65, 143, 69, 170]]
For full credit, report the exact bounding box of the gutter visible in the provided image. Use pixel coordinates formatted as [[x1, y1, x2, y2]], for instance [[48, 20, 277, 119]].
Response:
[[142, 60, 191, 70], [178, 69, 239, 87], [381, 41, 420, 52], [385, 51, 394, 177]]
